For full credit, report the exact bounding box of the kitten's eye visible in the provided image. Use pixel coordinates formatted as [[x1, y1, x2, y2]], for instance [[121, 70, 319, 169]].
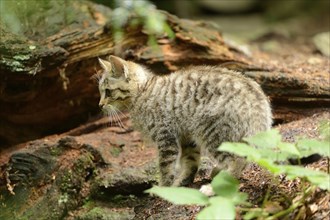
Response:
[[105, 89, 111, 97]]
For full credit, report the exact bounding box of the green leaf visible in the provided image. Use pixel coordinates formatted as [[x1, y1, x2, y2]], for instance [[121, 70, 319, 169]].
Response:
[[280, 165, 330, 190], [244, 129, 281, 149], [256, 159, 283, 174], [163, 23, 175, 39], [112, 7, 130, 28], [297, 139, 330, 157], [307, 174, 330, 190], [197, 197, 235, 220], [145, 186, 209, 205], [278, 142, 300, 157], [211, 171, 239, 198], [147, 35, 158, 47], [257, 148, 292, 162], [146, 13, 165, 34], [244, 209, 267, 220], [319, 120, 330, 142], [219, 142, 261, 161], [232, 192, 250, 205]]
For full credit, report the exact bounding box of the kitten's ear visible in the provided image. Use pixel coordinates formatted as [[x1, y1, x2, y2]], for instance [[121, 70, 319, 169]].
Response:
[[109, 55, 129, 79], [98, 58, 112, 72]]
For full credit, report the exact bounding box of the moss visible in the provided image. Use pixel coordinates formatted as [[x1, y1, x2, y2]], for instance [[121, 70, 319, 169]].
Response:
[[109, 146, 123, 157], [49, 146, 63, 157], [9, 60, 25, 70], [58, 170, 74, 192], [82, 200, 95, 209], [110, 194, 138, 205], [74, 152, 96, 177], [56, 151, 98, 203], [77, 207, 134, 220], [0, 187, 31, 220], [13, 54, 31, 60], [78, 207, 108, 220], [2, 147, 101, 220]]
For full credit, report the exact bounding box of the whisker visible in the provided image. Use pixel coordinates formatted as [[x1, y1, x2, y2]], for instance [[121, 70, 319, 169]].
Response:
[[104, 105, 116, 128], [114, 109, 125, 129], [111, 108, 120, 126], [108, 108, 114, 127], [111, 108, 119, 128], [113, 107, 127, 131], [101, 104, 128, 131], [115, 107, 128, 119]]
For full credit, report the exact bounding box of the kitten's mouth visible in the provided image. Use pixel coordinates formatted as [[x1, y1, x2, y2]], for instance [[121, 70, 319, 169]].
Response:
[[102, 104, 123, 114], [101, 107, 107, 114], [101, 104, 112, 113]]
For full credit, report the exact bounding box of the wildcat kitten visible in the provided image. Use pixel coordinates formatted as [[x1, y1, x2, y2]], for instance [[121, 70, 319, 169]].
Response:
[[98, 56, 272, 186]]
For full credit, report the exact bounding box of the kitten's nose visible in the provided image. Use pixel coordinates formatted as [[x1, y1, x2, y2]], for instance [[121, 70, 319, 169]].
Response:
[[99, 100, 105, 107]]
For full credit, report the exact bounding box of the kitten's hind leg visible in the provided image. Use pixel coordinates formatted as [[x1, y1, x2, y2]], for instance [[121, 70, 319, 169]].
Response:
[[212, 150, 247, 179], [173, 142, 200, 186], [204, 134, 247, 179], [200, 145, 246, 196]]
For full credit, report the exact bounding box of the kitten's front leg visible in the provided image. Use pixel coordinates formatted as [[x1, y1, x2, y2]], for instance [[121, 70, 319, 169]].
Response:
[[158, 149, 177, 186], [153, 131, 179, 186]]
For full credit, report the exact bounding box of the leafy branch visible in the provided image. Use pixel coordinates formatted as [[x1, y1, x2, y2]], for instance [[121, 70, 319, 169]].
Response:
[[111, 0, 174, 49], [220, 128, 329, 191], [145, 171, 246, 220], [145, 122, 330, 219]]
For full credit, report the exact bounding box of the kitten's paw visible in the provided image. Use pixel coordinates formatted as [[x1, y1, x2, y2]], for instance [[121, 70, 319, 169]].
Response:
[[199, 184, 215, 197]]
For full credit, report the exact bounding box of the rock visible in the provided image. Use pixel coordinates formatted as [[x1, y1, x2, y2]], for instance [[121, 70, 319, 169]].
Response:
[[260, 40, 281, 53], [313, 32, 330, 57], [0, 136, 105, 220], [98, 163, 158, 197], [0, 114, 158, 220]]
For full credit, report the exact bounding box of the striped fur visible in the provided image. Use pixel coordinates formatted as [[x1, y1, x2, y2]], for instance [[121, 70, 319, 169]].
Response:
[[98, 56, 272, 186]]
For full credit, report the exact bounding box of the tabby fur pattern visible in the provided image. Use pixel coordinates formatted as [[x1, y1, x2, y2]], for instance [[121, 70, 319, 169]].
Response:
[[98, 56, 272, 186]]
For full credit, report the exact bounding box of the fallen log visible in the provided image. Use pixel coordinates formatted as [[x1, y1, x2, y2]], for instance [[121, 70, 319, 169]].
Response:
[[0, 0, 329, 148]]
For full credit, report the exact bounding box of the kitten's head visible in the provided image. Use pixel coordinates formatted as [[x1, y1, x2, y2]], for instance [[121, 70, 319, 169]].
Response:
[[98, 55, 150, 112]]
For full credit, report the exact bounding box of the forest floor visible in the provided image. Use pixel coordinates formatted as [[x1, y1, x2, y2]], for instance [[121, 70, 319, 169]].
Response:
[[63, 113, 330, 220], [0, 13, 329, 220]]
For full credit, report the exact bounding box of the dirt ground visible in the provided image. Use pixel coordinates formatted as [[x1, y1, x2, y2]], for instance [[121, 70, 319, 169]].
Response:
[[67, 112, 330, 220]]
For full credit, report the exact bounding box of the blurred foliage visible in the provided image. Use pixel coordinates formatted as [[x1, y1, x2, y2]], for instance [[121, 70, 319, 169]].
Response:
[[0, 0, 78, 38], [319, 120, 330, 142], [146, 171, 246, 220], [0, 0, 174, 48], [262, 0, 330, 21], [220, 127, 330, 191], [110, 0, 174, 47]]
